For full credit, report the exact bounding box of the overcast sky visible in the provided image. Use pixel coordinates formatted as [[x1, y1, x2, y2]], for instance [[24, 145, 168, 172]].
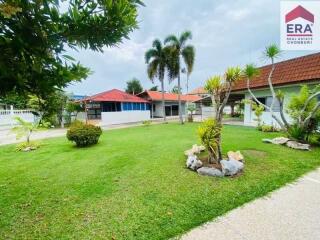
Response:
[[65, 0, 315, 95]]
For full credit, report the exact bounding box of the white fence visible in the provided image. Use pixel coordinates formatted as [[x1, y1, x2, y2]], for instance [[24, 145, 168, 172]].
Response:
[[0, 108, 36, 128]]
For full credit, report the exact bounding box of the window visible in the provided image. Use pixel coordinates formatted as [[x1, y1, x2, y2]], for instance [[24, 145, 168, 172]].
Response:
[[141, 103, 146, 110], [146, 104, 150, 110], [102, 102, 121, 112], [256, 97, 266, 105]]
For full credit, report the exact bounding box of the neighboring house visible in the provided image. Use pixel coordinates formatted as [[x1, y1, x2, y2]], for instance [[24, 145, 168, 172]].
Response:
[[187, 87, 209, 98], [79, 89, 150, 125], [137, 91, 201, 118], [70, 95, 87, 101], [231, 52, 320, 127]]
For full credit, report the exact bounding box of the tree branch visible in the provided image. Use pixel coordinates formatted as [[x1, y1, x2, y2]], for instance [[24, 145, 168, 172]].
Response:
[[303, 101, 320, 128]]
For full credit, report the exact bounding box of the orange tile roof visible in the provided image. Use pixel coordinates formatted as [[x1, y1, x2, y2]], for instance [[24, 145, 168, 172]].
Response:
[[232, 52, 320, 91], [188, 87, 208, 95], [138, 91, 202, 102], [80, 89, 149, 103]]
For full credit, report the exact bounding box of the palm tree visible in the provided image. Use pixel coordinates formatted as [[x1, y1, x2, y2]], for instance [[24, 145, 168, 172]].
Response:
[[145, 39, 169, 122], [164, 31, 195, 124]]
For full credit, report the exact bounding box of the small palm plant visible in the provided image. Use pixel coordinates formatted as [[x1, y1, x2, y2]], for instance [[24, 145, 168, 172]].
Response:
[[11, 117, 49, 151], [12, 117, 38, 144], [198, 119, 222, 164]]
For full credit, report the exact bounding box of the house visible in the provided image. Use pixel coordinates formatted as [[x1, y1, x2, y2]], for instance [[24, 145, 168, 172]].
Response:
[[187, 87, 209, 98], [79, 89, 150, 125], [137, 91, 201, 118], [230, 52, 320, 127]]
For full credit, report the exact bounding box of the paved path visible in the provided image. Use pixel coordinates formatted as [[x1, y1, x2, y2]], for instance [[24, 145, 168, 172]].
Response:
[[0, 118, 178, 146], [182, 168, 320, 240]]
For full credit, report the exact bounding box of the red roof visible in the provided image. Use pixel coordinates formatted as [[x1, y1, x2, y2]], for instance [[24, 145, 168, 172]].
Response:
[[80, 89, 149, 103], [137, 91, 202, 102], [232, 52, 320, 91], [188, 87, 208, 95]]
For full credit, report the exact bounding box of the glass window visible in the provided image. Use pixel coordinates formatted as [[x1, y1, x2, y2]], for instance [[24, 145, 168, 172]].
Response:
[[122, 103, 127, 111], [266, 97, 280, 112], [146, 104, 150, 110], [141, 103, 146, 110]]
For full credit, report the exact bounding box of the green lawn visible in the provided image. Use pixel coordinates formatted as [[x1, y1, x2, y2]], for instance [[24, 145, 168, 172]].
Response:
[[1, 123, 319, 239]]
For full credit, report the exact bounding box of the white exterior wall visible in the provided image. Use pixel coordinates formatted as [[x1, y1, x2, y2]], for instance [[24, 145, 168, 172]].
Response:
[[101, 111, 150, 125], [244, 85, 307, 127], [152, 101, 186, 118]]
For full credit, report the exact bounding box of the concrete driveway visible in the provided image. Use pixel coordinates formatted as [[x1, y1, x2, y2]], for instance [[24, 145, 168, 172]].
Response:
[[182, 168, 320, 240]]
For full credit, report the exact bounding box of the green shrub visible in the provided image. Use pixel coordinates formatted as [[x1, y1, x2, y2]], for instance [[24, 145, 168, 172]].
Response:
[[308, 133, 320, 146], [287, 124, 306, 141], [261, 124, 279, 132], [66, 121, 102, 147], [198, 119, 221, 163]]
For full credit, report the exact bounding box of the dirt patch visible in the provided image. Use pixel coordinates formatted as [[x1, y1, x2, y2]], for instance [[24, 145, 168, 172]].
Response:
[[242, 149, 267, 158], [198, 156, 222, 170]]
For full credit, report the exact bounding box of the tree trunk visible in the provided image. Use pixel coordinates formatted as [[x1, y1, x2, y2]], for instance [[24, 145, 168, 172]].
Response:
[[161, 79, 166, 122], [27, 130, 31, 144], [178, 71, 183, 124]]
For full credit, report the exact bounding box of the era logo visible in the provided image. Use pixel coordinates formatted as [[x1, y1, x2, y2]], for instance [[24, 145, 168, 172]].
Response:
[[285, 5, 314, 36]]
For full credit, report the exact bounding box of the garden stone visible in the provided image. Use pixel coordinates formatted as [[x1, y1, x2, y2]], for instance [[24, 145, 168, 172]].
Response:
[[286, 141, 310, 151], [262, 139, 273, 144], [184, 144, 205, 156], [186, 155, 203, 171], [221, 159, 244, 176], [271, 137, 290, 145], [227, 151, 244, 162], [197, 167, 224, 177]]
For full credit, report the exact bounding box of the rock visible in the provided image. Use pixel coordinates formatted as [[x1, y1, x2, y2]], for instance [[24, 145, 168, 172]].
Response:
[[184, 144, 206, 156], [221, 159, 244, 176], [227, 151, 244, 162], [271, 137, 290, 145], [262, 139, 273, 143], [197, 167, 224, 177], [186, 155, 203, 171], [263, 137, 289, 145], [286, 141, 310, 151], [184, 149, 194, 156], [22, 147, 32, 152]]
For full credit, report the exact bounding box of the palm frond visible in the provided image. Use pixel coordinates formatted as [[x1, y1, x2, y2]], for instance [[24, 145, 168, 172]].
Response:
[[243, 64, 260, 80], [179, 30, 192, 46], [182, 45, 195, 75], [152, 39, 162, 53], [204, 75, 222, 94], [264, 44, 281, 60], [147, 59, 159, 82], [164, 34, 179, 46], [225, 66, 242, 83], [145, 49, 158, 63]]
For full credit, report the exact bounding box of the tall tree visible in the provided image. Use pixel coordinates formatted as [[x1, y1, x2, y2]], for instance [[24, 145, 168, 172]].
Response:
[[0, 0, 144, 97], [164, 31, 195, 124], [145, 39, 170, 122], [125, 78, 143, 95]]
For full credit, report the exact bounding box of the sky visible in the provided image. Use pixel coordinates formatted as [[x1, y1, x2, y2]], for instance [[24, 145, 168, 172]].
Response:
[[65, 0, 316, 96]]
